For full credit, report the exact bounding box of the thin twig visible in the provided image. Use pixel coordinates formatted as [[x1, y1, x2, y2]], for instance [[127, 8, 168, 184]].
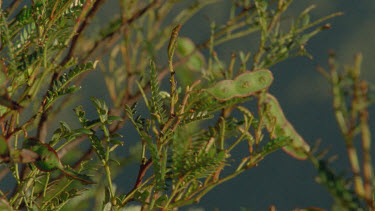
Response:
[[359, 82, 373, 207], [37, 0, 97, 143], [60, 0, 108, 66], [81, 0, 162, 63]]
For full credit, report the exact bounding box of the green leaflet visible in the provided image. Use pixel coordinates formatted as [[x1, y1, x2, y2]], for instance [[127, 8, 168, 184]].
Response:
[[258, 93, 310, 160], [203, 69, 273, 101]]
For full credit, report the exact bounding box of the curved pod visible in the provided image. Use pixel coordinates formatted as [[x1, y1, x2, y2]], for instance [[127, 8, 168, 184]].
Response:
[[259, 93, 310, 160]]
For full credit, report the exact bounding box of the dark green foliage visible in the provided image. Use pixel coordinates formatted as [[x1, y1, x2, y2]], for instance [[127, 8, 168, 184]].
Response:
[[316, 160, 361, 210], [15, 6, 33, 25], [171, 128, 226, 180], [16, 46, 42, 72]]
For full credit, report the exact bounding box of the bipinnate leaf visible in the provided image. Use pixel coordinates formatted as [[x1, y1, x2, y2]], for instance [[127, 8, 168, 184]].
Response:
[[258, 93, 310, 159], [44, 62, 98, 110], [204, 69, 273, 101]]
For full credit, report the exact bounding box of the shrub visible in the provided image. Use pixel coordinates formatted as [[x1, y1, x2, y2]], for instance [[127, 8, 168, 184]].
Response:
[[0, 0, 372, 210]]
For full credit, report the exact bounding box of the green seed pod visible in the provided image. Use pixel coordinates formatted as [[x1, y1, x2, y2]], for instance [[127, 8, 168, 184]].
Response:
[[176, 37, 206, 71], [23, 137, 94, 184], [259, 94, 310, 160], [23, 137, 63, 171], [204, 69, 273, 101], [176, 37, 195, 56]]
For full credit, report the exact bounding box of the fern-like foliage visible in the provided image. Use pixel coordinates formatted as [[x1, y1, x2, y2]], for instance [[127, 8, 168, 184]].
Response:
[[172, 127, 226, 181], [126, 102, 166, 191], [149, 61, 168, 125], [125, 103, 146, 132], [0, 0, 89, 119], [45, 62, 97, 110], [16, 46, 42, 72]]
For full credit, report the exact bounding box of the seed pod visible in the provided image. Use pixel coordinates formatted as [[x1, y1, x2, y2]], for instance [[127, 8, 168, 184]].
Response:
[[23, 137, 63, 171], [258, 93, 310, 160], [23, 137, 94, 184], [204, 69, 273, 101]]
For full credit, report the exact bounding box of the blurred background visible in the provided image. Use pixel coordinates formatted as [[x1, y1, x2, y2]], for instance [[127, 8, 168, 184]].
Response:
[[4, 1, 375, 210], [70, 1, 375, 210]]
